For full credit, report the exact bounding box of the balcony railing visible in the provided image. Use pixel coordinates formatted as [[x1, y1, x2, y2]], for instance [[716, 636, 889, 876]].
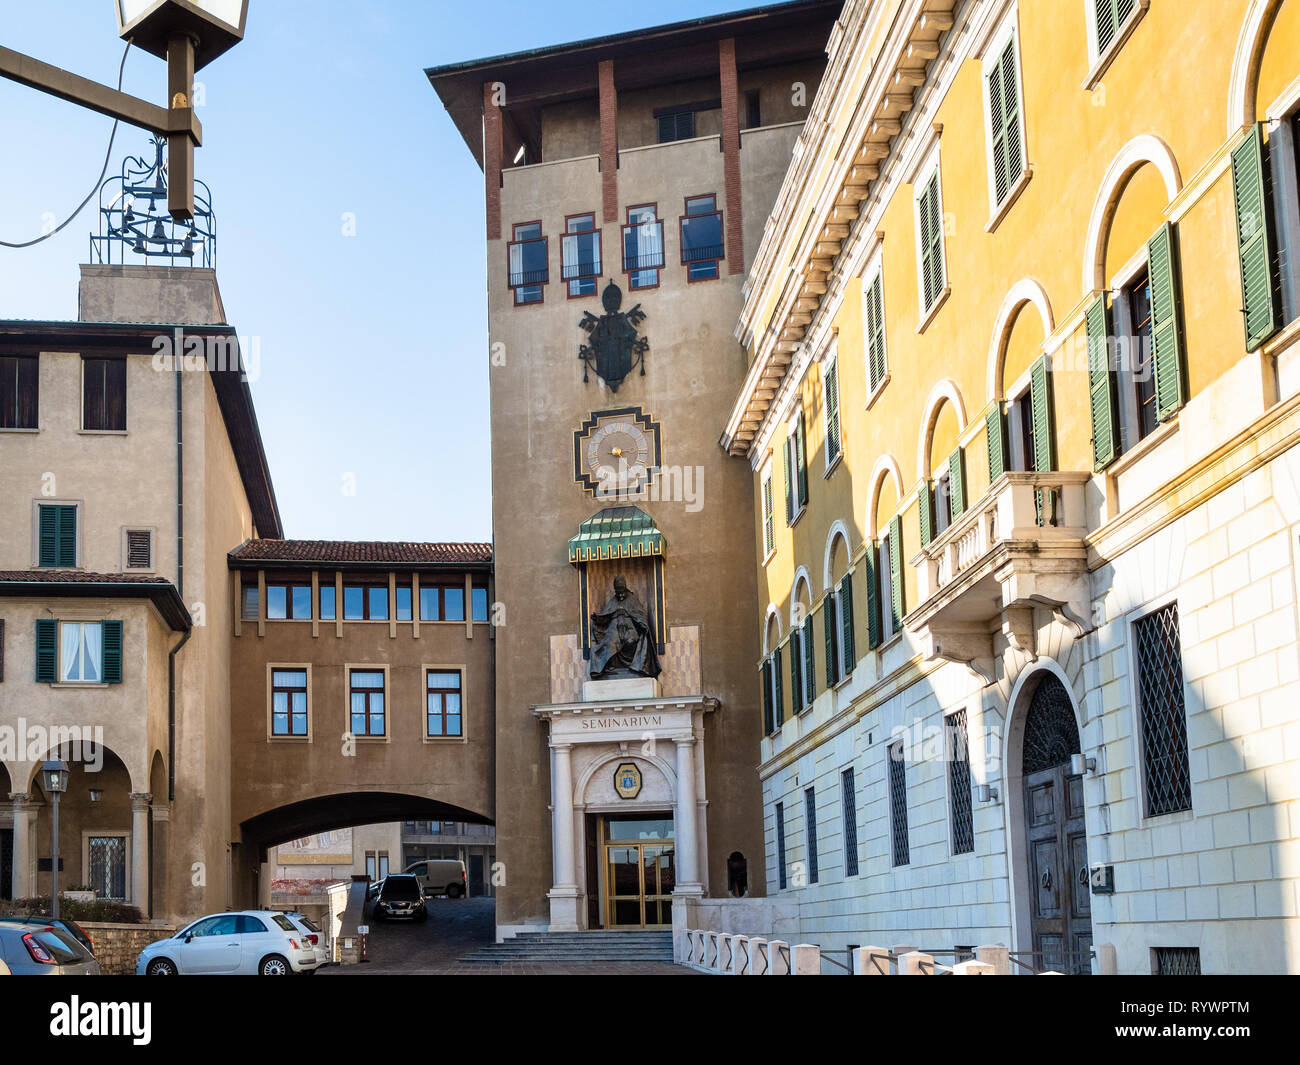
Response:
[[507, 236, 549, 288], [680, 211, 724, 263], [623, 221, 665, 272]]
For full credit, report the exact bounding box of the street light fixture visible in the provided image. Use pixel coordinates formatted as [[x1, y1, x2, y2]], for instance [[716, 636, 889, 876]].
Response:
[[41, 759, 70, 920], [0, 1, 250, 220]]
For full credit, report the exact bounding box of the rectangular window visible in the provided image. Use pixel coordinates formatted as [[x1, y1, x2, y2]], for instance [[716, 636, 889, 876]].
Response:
[[841, 768, 859, 877], [82, 357, 126, 431], [426, 669, 463, 737], [343, 585, 387, 620], [267, 584, 312, 620], [58, 621, 104, 683], [916, 167, 946, 315], [680, 194, 723, 281], [508, 221, 547, 305], [242, 585, 259, 621], [271, 668, 308, 736], [986, 32, 1024, 209], [319, 584, 336, 620], [0, 355, 38, 429], [1092, 0, 1138, 62], [125, 529, 152, 569], [1135, 602, 1192, 816], [804, 787, 818, 884], [396, 585, 413, 621], [888, 740, 910, 866], [420, 585, 465, 622], [562, 213, 601, 298], [775, 802, 787, 890], [1154, 947, 1202, 975], [657, 110, 695, 143], [365, 853, 376, 881], [349, 669, 386, 737], [1127, 268, 1158, 442], [471, 586, 489, 623], [824, 358, 841, 466], [37, 504, 77, 568], [623, 205, 664, 289], [378, 853, 390, 879], [948, 709, 975, 854], [762, 472, 774, 556], [933, 468, 951, 537], [88, 836, 127, 901], [745, 90, 761, 129]]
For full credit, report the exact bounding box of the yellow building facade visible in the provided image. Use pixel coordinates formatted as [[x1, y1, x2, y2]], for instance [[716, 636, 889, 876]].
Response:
[[727, 0, 1300, 974]]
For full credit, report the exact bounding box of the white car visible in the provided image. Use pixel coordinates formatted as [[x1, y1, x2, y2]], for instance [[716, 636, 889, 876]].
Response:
[[136, 910, 319, 975], [283, 911, 330, 968]]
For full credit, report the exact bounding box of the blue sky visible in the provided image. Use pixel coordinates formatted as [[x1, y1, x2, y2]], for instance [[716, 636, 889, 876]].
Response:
[[0, 0, 751, 542]]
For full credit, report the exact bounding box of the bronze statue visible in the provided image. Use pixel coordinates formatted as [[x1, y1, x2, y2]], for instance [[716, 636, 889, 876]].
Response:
[[589, 575, 661, 679]]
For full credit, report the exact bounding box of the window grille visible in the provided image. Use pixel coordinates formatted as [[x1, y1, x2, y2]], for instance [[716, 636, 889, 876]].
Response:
[[1135, 603, 1192, 815], [948, 710, 975, 854], [888, 741, 909, 866]]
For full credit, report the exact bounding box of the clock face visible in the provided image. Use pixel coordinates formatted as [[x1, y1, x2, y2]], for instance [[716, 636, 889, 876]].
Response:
[[574, 407, 662, 497]]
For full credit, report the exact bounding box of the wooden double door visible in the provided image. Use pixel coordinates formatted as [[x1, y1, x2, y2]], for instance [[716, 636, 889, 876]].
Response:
[[1024, 763, 1092, 974]]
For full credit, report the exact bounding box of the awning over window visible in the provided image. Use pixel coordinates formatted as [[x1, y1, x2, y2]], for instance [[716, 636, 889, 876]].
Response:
[[568, 506, 665, 564]]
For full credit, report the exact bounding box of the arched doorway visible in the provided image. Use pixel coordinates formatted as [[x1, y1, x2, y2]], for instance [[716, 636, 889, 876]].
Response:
[[1018, 673, 1092, 974]]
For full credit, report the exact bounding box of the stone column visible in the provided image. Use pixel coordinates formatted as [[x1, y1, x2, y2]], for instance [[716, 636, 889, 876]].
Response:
[[546, 745, 580, 931], [9, 794, 32, 899], [673, 736, 702, 893], [130, 793, 152, 912]]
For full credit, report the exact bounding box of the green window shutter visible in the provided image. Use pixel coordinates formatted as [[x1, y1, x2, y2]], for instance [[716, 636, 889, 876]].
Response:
[[986, 403, 1008, 483], [1147, 222, 1186, 421], [102, 620, 123, 684], [888, 515, 904, 628], [866, 273, 886, 391], [988, 37, 1023, 206], [763, 477, 774, 553], [919, 173, 944, 310], [1231, 124, 1282, 351], [1030, 355, 1055, 472], [1095, 0, 1136, 56], [919, 481, 935, 547], [865, 545, 882, 650], [1086, 293, 1120, 470], [796, 412, 809, 506], [839, 573, 855, 672], [948, 449, 966, 523], [761, 659, 773, 734], [38, 505, 57, 567], [783, 437, 795, 523], [824, 596, 839, 685], [773, 645, 784, 727], [824, 363, 841, 465], [803, 620, 816, 703], [790, 632, 803, 713], [35, 618, 57, 683], [57, 506, 77, 567]]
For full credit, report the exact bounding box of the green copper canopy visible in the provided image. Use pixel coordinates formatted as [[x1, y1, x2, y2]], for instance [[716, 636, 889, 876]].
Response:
[[568, 506, 665, 564]]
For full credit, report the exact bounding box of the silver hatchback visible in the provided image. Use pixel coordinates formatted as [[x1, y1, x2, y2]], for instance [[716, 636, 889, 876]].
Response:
[[0, 923, 101, 975]]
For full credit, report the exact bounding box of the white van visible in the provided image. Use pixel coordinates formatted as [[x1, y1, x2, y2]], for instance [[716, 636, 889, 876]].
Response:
[[405, 859, 468, 899]]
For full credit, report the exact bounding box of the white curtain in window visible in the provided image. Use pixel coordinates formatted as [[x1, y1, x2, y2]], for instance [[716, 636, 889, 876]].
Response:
[[508, 241, 524, 283], [60, 623, 79, 682], [640, 220, 662, 262], [82, 624, 102, 682]]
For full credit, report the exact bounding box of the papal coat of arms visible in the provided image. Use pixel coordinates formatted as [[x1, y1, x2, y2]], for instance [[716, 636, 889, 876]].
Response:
[[579, 281, 649, 392]]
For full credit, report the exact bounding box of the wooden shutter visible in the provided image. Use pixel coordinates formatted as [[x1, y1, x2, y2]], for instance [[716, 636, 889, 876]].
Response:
[[773, 645, 784, 727], [102, 620, 123, 684], [784, 437, 794, 523], [796, 412, 809, 507], [866, 273, 886, 390], [57, 506, 76, 566], [1231, 124, 1282, 351], [888, 515, 904, 628], [804, 619, 816, 703], [1030, 355, 1054, 472], [866, 545, 882, 649], [35, 618, 57, 683], [988, 36, 1023, 206], [948, 449, 966, 523], [1094, 0, 1135, 55], [919, 481, 935, 547], [824, 362, 841, 464], [127, 529, 152, 569], [1086, 293, 1120, 469], [839, 573, 855, 673], [919, 172, 944, 309], [1147, 223, 1186, 421], [824, 595, 839, 685], [791, 631, 803, 713], [986, 403, 1008, 483], [761, 659, 773, 734], [38, 505, 57, 567]]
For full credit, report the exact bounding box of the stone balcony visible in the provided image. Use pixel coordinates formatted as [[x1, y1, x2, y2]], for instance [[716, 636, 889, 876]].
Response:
[[908, 471, 1093, 683]]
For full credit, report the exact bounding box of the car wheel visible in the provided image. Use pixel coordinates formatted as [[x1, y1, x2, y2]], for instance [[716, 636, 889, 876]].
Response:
[[146, 958, 178, 975], [446, 884, 464, 899], [259, 954, 291, 976]]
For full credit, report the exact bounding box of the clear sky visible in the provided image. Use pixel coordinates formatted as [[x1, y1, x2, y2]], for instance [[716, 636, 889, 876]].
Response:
[[0, 0, 756, 543]]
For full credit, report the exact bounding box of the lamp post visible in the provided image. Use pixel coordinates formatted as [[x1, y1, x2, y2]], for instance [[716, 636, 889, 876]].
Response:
[[0, 1, 249, 220], [41, 760, 70, 919]]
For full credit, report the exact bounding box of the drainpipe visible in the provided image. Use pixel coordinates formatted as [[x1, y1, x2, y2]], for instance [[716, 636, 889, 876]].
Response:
[[167, 628, 191, 802], [169, 359, 186, 802]]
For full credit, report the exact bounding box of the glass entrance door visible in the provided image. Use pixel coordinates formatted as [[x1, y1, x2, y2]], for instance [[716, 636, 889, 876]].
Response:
[[602, 815, 674, 929]]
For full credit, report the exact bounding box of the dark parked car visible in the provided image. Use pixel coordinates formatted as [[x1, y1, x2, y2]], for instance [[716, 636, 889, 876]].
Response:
[[0, 923, 100, 975], [0, 915, 95, 955], [371, 874, 426, 922]]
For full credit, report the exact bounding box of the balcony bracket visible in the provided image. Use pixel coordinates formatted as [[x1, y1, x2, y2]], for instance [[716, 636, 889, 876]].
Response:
[[1001, 606, 1037, 661], [917, 623, 997, 687]]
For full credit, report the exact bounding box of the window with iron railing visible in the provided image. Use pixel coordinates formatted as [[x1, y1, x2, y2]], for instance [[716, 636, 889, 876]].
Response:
[[562, 213, 601, 298], [888, 741, 910, 866], [508, 221, 548, 305], [623, 205, 664, 289], [1135, 602, 1191, 816], [681, 194, 724, 280]]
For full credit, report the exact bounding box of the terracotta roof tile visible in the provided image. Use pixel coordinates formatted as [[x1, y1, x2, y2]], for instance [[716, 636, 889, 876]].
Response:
[[0, 570, 174, 585], [228, 540, 493, 565]]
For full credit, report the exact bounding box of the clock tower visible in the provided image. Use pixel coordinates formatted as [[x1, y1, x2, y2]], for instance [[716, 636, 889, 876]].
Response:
[[429, 1, 840, 939]]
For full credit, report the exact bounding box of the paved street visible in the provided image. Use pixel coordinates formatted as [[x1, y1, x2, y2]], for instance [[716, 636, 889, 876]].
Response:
[[319, 896, 695, 975]]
